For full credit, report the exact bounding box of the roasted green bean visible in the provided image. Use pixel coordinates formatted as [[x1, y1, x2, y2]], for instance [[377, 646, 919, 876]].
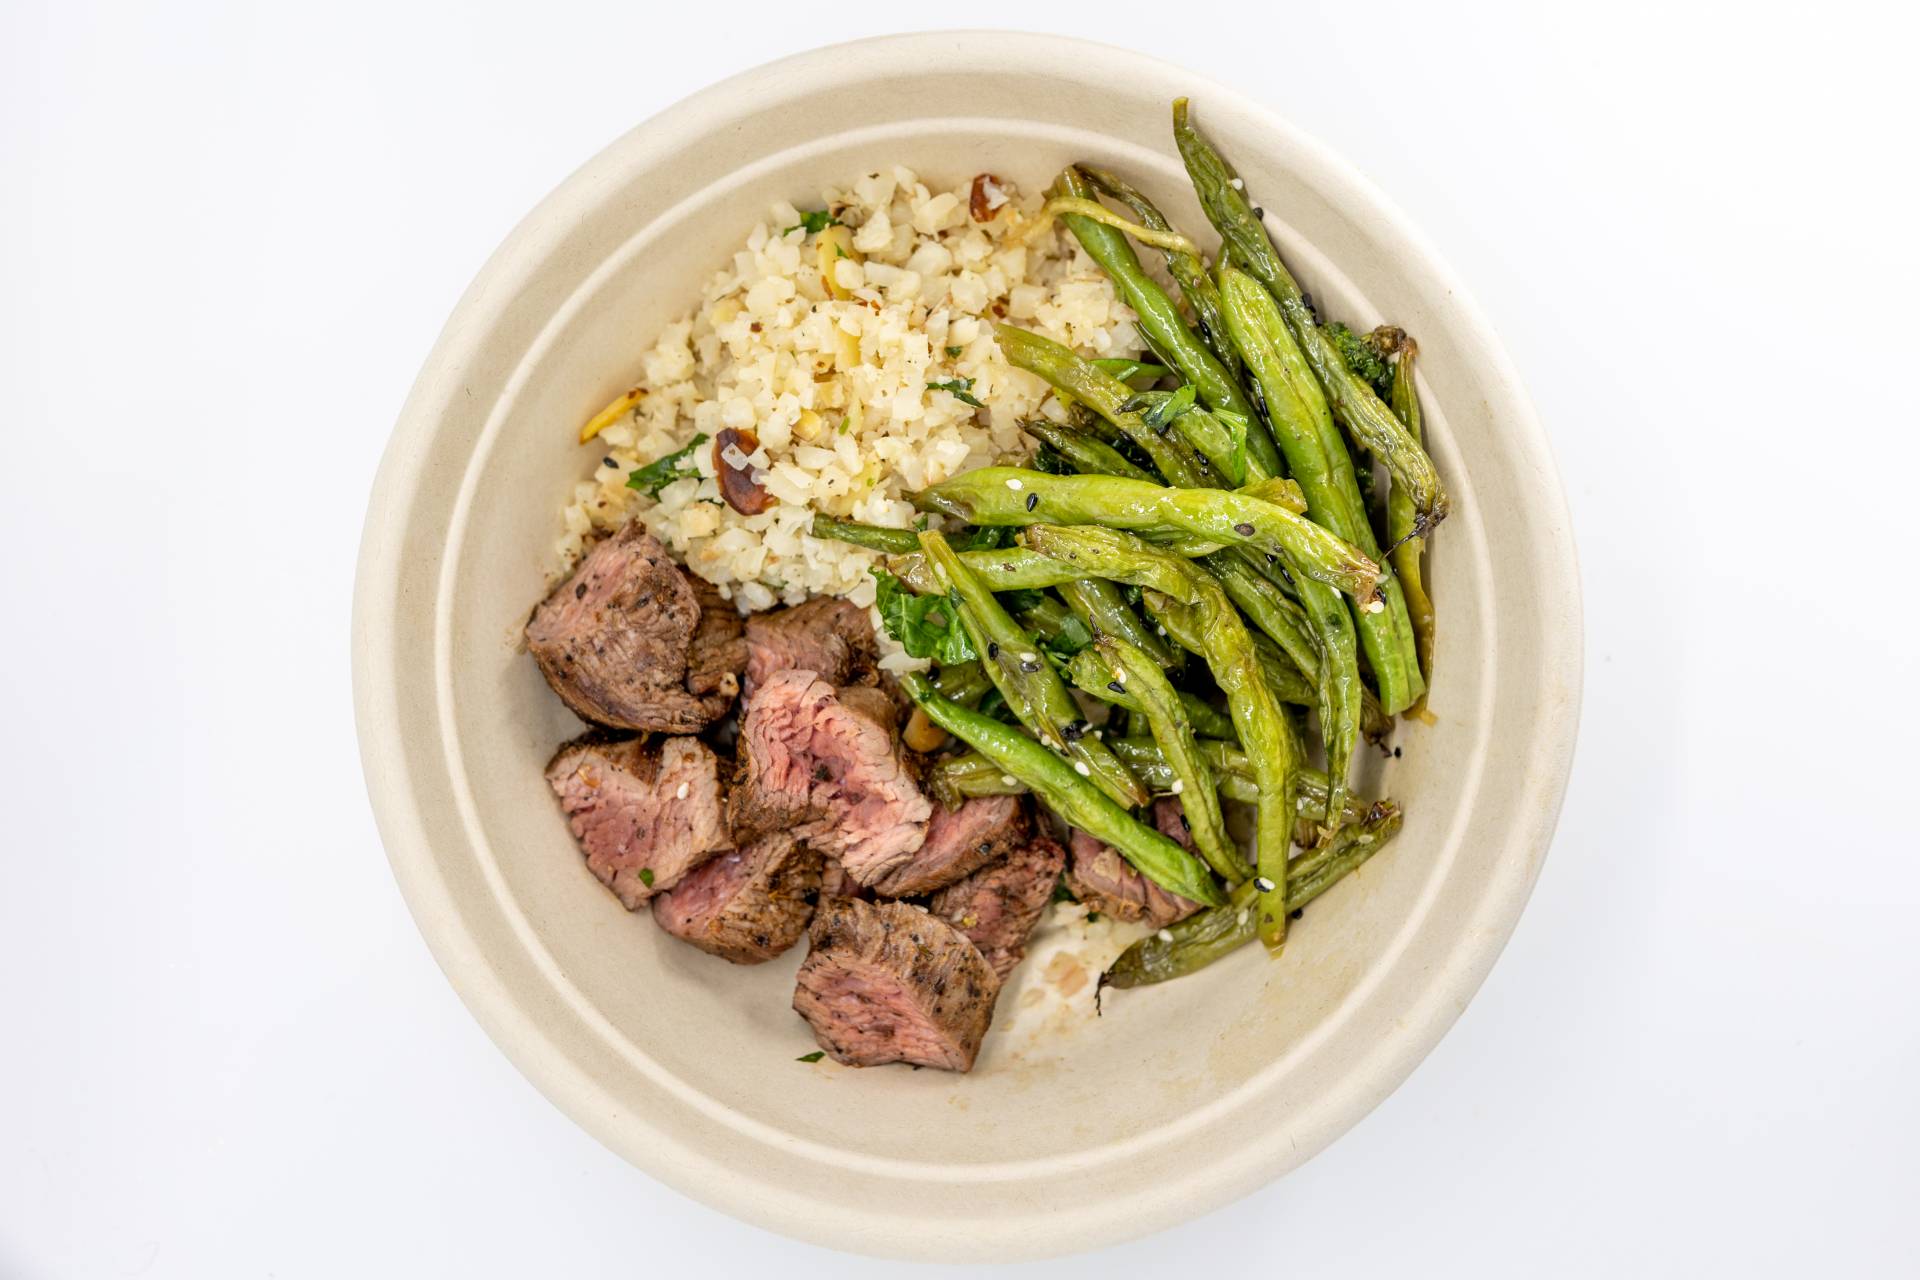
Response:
[[1103, 802, 1404, 987], [995, 326, 1214, 487], [1095, 636, 1243, 881], [901, 674, 1223, 906], [1387, 337, 1436, 709], [1020, 418, 1160, 484], [914, 467, 1383, 605], [1062, 649, 1236, 737], [810, 515, 920, 554]]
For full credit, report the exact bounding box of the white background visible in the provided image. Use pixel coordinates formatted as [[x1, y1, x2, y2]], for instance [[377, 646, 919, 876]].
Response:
[[5, 2, 1917, 1276]]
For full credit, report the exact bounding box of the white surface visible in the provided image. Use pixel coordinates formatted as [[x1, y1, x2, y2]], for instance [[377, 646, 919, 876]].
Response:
[[1, 2, 1914, 1276]]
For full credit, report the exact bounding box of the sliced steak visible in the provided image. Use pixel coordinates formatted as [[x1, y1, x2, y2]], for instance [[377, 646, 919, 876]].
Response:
[[545, 734, 731, 909], [793, 897, 1000, 1071], [856, 793, 1027, 898], [1065, 826, 1203, 929], [650, 831, 822, 964], [527, 521, 745, 732], [928, 827, 1066, 978], [819, 855, 872, 902], [730, 669, 931, 873], [744, 597, 881, 692], [1151, 796, 1195, 848]]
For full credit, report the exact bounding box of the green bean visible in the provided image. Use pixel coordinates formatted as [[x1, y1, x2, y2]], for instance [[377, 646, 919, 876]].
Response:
[[1172, 98, 1448, 537], [1019, 417, 1160, 484], [810, 515, 919, 554], [1387, 338, 1436, 709], [884, 547, 1086, 595], [914, 467, 1382, 605], [1057, 577, 1178, 668], [1102, 802, 1404, 987], [920, 532, 1145, 807], [1127, 391, 1267, 487], [1144, 583, 1295, 949], [995, 326, 1213, 487], [1018, 526, 1297, 946], [1053, 167, 1261, 429], [926, 750, 1024, 806], [1074, 167, 1244, 390], [1095, 636, 1243, 881], [932, 660, 992, 708], [901, 674, 1224, 906], [1063, 650, 1236, 737], [1220, 267, 1424, 717], [1250, 631, 1317, 708]]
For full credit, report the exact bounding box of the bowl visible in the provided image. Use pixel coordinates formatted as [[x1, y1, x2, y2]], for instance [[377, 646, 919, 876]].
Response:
[[352, 31, 1582, 1261]]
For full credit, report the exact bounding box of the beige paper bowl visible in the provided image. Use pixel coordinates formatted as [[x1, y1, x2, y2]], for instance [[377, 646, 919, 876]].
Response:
[[352, 32, 1581, 1262]]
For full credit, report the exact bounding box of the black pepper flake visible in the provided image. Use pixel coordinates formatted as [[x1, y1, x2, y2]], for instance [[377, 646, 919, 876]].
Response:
[[987, 641, 1000, 659], [1025, 492, 1038, 512], [573, 583, 586, 599], [1233, 522, 1256, 536], [1107, 680, 1125, 694]]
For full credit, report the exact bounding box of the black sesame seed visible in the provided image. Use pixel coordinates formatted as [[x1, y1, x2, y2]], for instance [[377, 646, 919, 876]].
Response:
[[1020, 660, 1041, 673], [1252, 206, 1265, 218], [1234, 522, 1256, 536], [1025, 492, 1038, 512], [978, 842, 992, 854], [1062, 720, 1087, 742], [1107, 680, 1125, 694], [1266, 553, 1278, 565], [1179, 812, 1191, 831], [602, 456, 617, 468], [1289, 908, 1304, 921], [988, 641, 999, 659], [1393, 745, 1403, 758]]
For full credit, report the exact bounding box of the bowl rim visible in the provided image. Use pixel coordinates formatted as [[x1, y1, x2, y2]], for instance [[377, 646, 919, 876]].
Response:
[[353, 29, 1582, 1260]]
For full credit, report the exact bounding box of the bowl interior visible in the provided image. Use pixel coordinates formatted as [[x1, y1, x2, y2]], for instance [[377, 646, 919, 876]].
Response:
[[358, 33, 1578, 1261]]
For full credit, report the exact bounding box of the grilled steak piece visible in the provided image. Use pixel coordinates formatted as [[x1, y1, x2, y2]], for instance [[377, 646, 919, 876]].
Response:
[[526, 521, 746, 732], [730, 669, 931, 873], [793, 897, 1000, 1071], [819, 855, 871, 902], [928, 827, 1067, 978], [856, 793, 1028, 898], [651, 831, 822, 964], [1065, 826, 1203, 928], [744, 597, 881, 692], [545, 734, 731, 909]]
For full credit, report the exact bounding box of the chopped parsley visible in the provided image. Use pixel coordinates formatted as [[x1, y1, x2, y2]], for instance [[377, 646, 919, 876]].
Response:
[[784, 209, 842, 236], [795, 1050, 826, 1063], [1140, 384, 1197, 434], [872, 568, 978, 663], [945, 345, 964, 358], [637, 868, 655, 887], [1050, 878, 1078, 905], [927, 377, 985, 409], [1325, 322, 1395, 399], [1030, 444, 1073, 476], [625, 433, 707, 497]]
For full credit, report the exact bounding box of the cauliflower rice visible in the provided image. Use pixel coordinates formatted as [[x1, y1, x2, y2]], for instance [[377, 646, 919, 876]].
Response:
[[558, 168, 1142, 670]]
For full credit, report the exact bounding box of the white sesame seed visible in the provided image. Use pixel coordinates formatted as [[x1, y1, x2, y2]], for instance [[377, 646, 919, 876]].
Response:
[[1020, 652, 1038, 665], [1006, 477, 1024, 491], [1170, 779, 1185, 794], [1255, 876, 1276, 892], [1092, 728, 1103, 739], [1229, 177, 1244, 190], [1073, 761, 1091, 777], [1365, 598, 1385, 613], [1157, 929, 1174, 942], [675, 782, 689, 800], [1001, 774, 1017, 787]]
